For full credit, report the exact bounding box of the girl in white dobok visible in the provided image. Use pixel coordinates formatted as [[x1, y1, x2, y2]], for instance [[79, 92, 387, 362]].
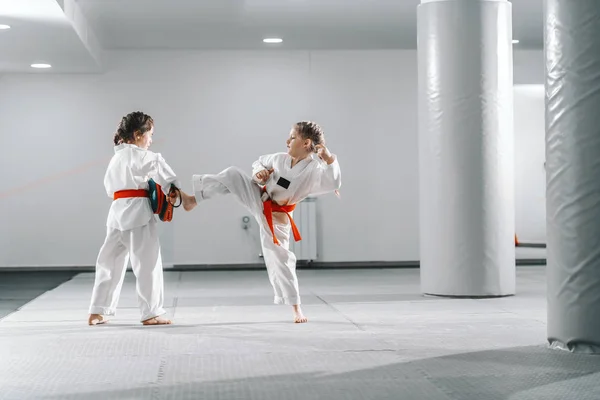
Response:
[[180, 121, 342, 323], [89, 111, 188, 326]]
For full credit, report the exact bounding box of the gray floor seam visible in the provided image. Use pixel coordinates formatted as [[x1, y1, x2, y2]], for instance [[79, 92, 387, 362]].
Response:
[[171, 271, 183, 321], [151, 358, 168, 400], [314, 293, 366, 332]]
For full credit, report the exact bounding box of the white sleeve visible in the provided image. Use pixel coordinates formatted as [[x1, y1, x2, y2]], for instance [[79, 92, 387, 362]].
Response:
[[150, 153, 181, 195], [310, 155, 342, 196], [104, 170, 113, 198], [251, 153, 276, 182]]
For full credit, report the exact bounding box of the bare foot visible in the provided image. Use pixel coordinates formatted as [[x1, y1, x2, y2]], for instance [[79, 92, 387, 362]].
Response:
[[142, 316, 172, 325], [181, 191, 197, 212], [293, 305, 308, 323], [88, 314, 108, 326]]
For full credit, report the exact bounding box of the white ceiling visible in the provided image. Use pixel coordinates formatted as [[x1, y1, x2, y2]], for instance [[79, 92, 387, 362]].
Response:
[[0, 0, 543, 74], [0, 0, 101, 73]]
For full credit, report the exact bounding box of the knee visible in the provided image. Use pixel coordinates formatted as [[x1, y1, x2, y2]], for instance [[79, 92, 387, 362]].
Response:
[[223, 166, 251, 184], [224, 166, 245, 177]]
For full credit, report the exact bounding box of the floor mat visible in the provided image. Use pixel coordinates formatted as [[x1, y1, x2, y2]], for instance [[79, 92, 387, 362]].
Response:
[[0, 271, 78, 320]]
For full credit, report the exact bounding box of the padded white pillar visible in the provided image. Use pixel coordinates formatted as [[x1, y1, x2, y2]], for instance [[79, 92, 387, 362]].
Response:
[[417, 0, 515, 297], [546, 0, 600, 353]]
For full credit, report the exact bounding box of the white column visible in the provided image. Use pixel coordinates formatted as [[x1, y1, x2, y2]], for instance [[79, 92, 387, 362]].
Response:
[[417, 0, 515, 297], [546, 0, 600, 353]]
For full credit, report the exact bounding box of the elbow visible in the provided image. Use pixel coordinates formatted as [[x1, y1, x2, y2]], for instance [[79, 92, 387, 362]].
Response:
[[334, 173, 342, 190], [324, 173, 341, 192], [333, 177, 341, 191]]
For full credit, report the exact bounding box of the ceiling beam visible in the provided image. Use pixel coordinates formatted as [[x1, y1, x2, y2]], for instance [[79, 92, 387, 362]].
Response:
[[56, 0, 104, 70]]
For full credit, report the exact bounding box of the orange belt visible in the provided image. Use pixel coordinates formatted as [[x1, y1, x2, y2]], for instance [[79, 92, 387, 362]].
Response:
[[113, 189, 149, 200], [262, 196, 302, 246]]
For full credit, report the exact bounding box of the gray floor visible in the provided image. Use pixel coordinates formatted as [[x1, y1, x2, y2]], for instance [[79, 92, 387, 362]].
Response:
[[1, 267, 599, 400], [0, 271, 77, 320]]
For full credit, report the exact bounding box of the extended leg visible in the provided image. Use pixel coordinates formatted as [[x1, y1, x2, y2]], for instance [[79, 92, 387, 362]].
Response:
[[192, 167, 264, 216]]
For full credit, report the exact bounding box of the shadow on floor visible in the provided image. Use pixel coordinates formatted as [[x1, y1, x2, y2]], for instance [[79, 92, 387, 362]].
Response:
[[30, 345, 600, 400]]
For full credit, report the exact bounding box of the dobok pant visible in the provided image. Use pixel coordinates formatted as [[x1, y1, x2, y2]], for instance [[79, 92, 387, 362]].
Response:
[[193, 167, 301, 305], [89, 219, 166, 321]]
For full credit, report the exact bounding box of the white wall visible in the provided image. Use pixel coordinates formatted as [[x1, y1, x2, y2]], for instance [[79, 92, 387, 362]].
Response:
[[514, 84, 546, 256], [514, 50, 544, 85], [0, 49, 544, 267]]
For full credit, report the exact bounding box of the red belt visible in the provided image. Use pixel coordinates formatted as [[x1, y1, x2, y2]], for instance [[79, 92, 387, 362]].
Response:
[[113, 189, 149, 200], [262, 192, 301, 246]]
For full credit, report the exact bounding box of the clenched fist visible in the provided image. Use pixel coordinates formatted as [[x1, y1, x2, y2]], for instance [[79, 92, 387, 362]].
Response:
[[254, 168, 274, 184], [315, 144, 335, 165]]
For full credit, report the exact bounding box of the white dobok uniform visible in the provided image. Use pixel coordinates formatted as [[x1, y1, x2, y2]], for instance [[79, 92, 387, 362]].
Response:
[[192, 152, 341, 305], [89, 144, 180, 321]]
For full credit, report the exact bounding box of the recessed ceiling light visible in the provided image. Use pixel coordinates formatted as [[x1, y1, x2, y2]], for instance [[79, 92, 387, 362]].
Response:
[[31, 63, 52, 69], [263, 38, 283, 44], [0, 24, 11, 30], [512, 39, 519, 44]]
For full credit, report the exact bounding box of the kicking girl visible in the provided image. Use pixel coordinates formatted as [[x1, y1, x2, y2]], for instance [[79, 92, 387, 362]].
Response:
[[88, 111, 185, 326], [180, 121, 342, 323]]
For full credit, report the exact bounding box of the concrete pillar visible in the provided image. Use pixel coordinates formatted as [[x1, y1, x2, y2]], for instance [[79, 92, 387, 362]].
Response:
[[546, 0, 600, 353], [417, 0, 515, 297]]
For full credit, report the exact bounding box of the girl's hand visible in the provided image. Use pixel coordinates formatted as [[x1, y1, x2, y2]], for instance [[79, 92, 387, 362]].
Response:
[[255, 168, 274, 184], [168, 189, 180, 205], [315, 144, 335, 164]]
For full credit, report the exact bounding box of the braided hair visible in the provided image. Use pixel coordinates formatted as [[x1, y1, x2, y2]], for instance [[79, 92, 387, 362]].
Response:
[[293, 121, 325, 152], [113, 111, 154, 145]]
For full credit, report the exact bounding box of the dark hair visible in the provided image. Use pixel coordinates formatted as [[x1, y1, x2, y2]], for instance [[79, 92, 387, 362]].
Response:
[[113, 111, 154, 145], [294, 121, 325, 152]]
